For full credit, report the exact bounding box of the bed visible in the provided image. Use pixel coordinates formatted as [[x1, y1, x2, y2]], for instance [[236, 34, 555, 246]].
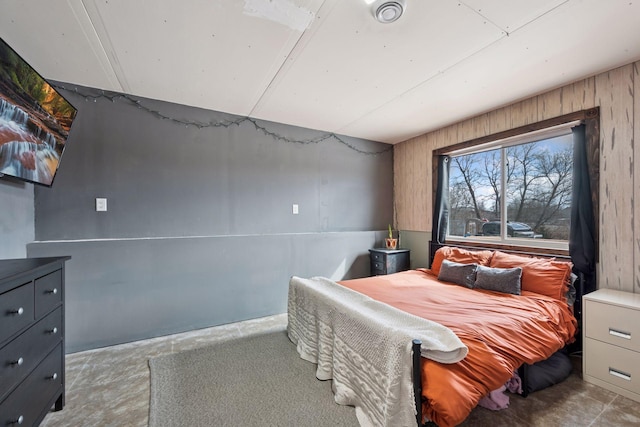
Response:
[[287, 244, 579, 427]]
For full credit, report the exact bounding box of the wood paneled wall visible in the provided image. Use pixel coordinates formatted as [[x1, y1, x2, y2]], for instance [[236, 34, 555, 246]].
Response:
[[394, 61, 639, 293]]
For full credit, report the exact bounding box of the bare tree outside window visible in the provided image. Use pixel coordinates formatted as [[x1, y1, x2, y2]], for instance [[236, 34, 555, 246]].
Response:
[[448, 133, 573, 243]]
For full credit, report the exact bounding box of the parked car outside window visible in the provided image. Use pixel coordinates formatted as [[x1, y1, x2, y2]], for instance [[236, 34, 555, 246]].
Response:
[[481, 221, 542, 238]]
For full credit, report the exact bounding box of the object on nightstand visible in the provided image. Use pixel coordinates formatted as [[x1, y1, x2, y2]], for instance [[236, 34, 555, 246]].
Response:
[[385, 224, 398, 249], [369, 248, 410, 276]]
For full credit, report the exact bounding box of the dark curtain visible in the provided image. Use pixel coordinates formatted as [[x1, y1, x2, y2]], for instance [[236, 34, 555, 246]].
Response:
[[432, 155, 450, 244], [569, 124, 596, 296]]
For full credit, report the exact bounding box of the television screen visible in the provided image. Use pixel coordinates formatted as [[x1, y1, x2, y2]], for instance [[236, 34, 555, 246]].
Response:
[[0, 37, 77, 186]]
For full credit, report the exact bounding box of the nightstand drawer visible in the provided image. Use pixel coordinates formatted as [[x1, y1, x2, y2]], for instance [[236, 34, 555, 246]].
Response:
[[372, 261, 386, 275], [371, 252, 384, 263], [585, 299, 640, 352], [585, 338, 640, 395]]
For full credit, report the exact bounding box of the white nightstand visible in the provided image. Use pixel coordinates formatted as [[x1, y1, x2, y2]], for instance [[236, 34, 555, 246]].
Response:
[[583, 288, 640, 402]]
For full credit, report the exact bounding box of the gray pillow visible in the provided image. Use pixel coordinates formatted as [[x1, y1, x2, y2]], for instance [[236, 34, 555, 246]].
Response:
[[474, 265, 522, 295], [438, 259, 478, 288]]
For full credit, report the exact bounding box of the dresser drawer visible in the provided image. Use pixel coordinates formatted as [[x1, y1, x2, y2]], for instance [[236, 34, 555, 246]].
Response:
[[585, 299, 640, 352], [35, 269, 62, 318], [0, 307, 62, 402], [585, 338, 640, 395], [0, 342, 63, 427], [0, 282, 34, 344]]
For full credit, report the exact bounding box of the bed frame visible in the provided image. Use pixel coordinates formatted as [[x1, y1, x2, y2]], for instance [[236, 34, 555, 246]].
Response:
[[410, 241, 585, 427]]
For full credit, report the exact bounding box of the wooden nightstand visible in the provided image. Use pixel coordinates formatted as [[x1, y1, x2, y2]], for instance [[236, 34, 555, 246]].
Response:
[[583, 288, 640, 402], [369, 248, 410, 276]]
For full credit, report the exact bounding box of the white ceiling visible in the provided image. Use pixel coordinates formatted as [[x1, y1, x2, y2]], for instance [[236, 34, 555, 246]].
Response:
[[1, 0, 639, 144]]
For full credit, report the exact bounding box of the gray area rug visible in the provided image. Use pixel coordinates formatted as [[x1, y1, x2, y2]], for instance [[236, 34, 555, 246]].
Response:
[[148, 330, 359, 427]]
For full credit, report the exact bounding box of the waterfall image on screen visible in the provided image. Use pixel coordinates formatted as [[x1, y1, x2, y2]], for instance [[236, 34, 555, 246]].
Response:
[[0, 37, 77, 186]]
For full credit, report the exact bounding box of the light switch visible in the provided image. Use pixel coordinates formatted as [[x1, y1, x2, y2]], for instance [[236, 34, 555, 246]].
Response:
[[292, 204, 299, 215], [96, 198, 107, 212]]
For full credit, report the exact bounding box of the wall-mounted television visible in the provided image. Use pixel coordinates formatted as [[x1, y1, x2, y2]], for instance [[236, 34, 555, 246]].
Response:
[[0, 37, 77, 187]]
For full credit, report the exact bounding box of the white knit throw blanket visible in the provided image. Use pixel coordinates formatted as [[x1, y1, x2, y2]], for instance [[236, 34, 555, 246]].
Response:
[[287, 276, 468, 427]]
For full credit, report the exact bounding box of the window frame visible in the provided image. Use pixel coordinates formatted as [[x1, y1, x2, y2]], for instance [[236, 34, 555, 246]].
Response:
[[432, 108, 600, 256]]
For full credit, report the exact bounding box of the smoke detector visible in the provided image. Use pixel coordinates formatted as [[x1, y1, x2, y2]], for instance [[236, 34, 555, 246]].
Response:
[[372, 0, 406, 24]]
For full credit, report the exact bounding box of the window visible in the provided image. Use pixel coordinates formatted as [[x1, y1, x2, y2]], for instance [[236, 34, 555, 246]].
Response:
[[446, 123, 577, 249]]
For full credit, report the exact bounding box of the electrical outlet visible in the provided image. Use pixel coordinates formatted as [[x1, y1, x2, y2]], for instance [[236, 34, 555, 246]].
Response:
[[96, 198, 107, 212], [292, 204, 299, 215]]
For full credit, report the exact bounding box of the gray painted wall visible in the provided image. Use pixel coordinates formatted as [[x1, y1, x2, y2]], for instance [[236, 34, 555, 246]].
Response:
[[0, 178, 33, 259], [28, 232, 384, 352], [28, 84, 394, 352]]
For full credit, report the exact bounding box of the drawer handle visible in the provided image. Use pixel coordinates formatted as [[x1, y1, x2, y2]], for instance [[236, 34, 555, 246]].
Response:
[[12, 357, 24, 367], [13, 415, 24, 425], [609, 368, 631, 381], [9, 307, 24, 316], [48, 327, 58, 334], [48, 372, 58, 381], [609, 328, 631, 340], [46, 288, 58, 295]]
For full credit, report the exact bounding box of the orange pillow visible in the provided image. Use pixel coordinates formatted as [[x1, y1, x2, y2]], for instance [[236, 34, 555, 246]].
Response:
[[489, 251, 572, 301], [430, 246, 494, 276], [488, 250, 555, 266]]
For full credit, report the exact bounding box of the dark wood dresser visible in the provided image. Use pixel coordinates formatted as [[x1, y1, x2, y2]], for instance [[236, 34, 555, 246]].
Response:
[[0, 257, 69, 426], [369, 248, 410, 276]]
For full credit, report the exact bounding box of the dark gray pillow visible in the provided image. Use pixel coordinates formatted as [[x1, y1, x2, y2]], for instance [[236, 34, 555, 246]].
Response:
[[438, 259, 478, 288], [474, 265, 522, 295]]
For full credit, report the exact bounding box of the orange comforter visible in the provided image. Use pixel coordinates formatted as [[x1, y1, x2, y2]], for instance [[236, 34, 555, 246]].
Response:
[[339, 269, 577, 427]]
